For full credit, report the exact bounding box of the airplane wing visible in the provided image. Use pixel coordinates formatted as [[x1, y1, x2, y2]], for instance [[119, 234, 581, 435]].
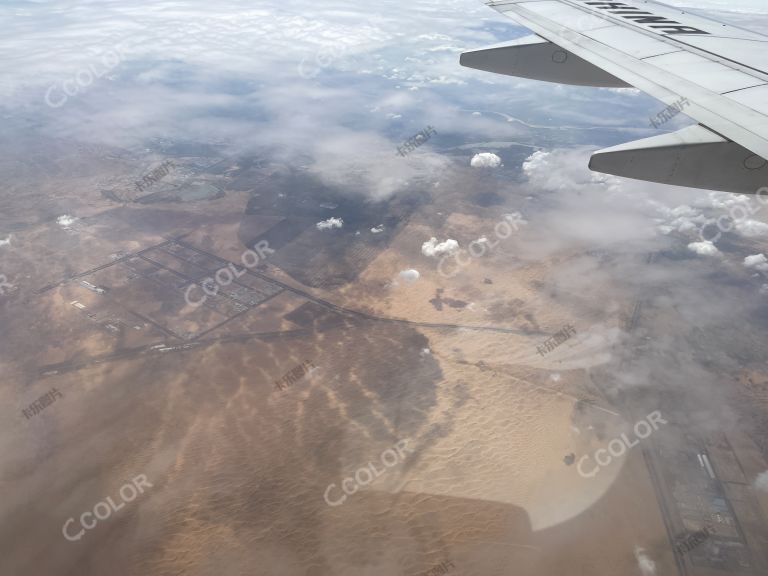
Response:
[[460, 0, 768, 193]]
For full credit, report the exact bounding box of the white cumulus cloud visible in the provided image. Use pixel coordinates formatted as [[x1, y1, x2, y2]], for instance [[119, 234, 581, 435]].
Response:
[[744, 254, 768, 271], [399, 269, 420, 283], [316, 217, 343, 231], [634, 547, 657, 576], [735, 218, 768, 237], [756, 470, 768, 491], [57, 215, 78, 229], [422, 237, 459, 258], [688, 241, 719, 257], [470, 152, 502, 169]]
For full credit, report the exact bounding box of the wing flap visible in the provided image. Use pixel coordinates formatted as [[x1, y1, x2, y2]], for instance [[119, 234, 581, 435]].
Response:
[[679, 37, 768, 76], [590, 125, 768, 193], [584, 26, 680, 59], [727, 85, 768, 121], [460, 34, 629, 87], [643, 51, 764, 93]]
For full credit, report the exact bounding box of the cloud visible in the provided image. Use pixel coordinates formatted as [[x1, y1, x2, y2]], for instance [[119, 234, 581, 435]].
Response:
[[744, 254, 768, 272], [316, 217, 343, 231], [518, 148, 675, 251], [523, 149, 624, 194], [421, 237, 459, 258], [735, 219, 768, 237], [57, 215, 78, 229], [634, 547, 657, 576], [371, 225, 384, 234], [398, 269, 420, 283], [653, 204, 708, 235], [0, 235, 11, 247], [688, 241, 719, 257], [303, 130, 449, 201], [470, 152, 503, 168], [756, 470, 768, 492]]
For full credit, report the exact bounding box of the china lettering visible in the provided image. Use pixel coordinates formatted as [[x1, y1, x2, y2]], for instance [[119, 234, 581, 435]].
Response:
[[275, 360, 316, 391], [576, 1, 710, 35], [537, 324, 576, 357], [22, 388, 63, 420], [397, 126, 437, 157]]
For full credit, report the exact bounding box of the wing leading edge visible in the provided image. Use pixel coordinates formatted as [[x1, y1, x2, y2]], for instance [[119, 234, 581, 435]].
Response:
[[461, 0, 768, 193]]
